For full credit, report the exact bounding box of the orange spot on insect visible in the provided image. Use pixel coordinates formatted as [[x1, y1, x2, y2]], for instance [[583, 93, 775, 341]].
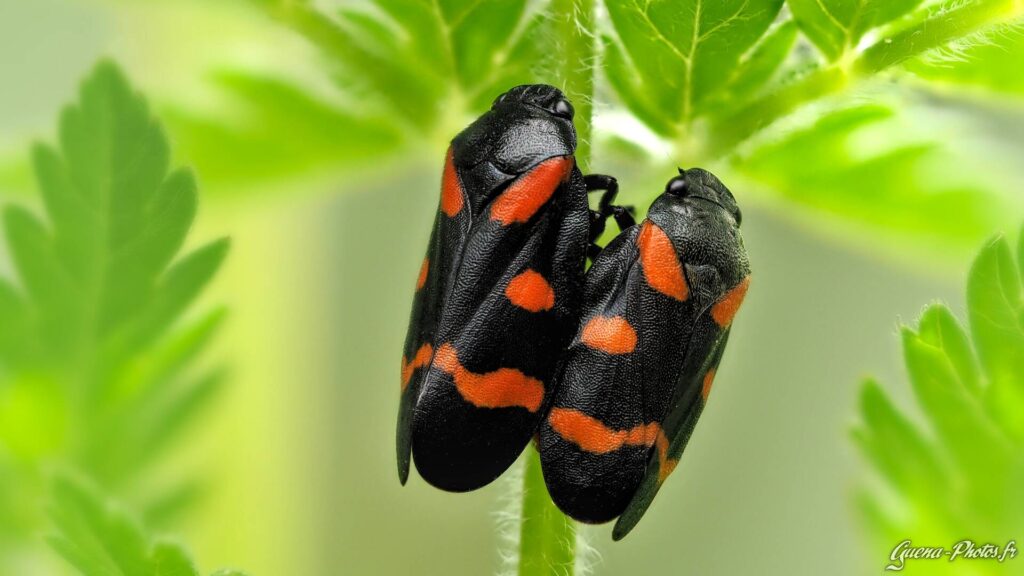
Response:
[[548, 408, 660, 454], [580, 315, 637, 354], [711, 276, 750, 327], [433, 343, 544, 412], [655, 431, 677, 484], [400, 343, 434, 392], [505, 269, 555, 312], [701, 369, 716, 402], [441, 147, 464, 217], [416, 258, 429, 291], [490, 156, 573, 225], [637, 221, 687, 301]]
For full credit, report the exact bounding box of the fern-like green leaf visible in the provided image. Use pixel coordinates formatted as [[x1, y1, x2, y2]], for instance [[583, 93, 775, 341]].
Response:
[[262, 0, 555, 134], [603, 0, 784, 132], [0, 60, 228, 481], [733, 104, 1020, 256], [854, 225, 1024, 574], [163, 73, 402, 190], [0, 60, 231, 571], [48, 475, 246, 576]]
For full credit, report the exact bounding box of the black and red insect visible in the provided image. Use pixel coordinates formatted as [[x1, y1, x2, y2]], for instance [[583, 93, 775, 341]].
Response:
[[397, 85, 625, 492], [538, 168, 750, 539]]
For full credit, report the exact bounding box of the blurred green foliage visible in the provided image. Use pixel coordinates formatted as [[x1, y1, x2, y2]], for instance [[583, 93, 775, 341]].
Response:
[[163, 73, 401, 190], [855, 224, 1024, 574], [0, 61, 237, 573], [906, 22, 1024, 95], [736, 104, 1013, 253], [49, 475, 246, 576], [787, 0, 923, 61], [154, 0, 1024, 263], [603, 0, 785, 131]]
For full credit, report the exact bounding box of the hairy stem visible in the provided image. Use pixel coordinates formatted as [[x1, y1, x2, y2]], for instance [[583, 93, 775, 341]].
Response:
[[552, 0, 595, 171], [711, 0, 1024, 153], [518, 447, 576, 576], [515, 2, 594, 574]]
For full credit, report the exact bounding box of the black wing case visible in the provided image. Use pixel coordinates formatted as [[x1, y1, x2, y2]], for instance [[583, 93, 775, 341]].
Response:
[[410, 157, 590, 492], [612, 206, 751, 539], [397, 147, 471, 484], [612, 326, 731, 539], [538, 221, 698, 524]]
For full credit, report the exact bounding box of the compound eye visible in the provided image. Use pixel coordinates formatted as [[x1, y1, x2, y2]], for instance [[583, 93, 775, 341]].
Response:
[[665, 176, 689, 196], [552, 98, 574, 120], [492, 92, 509, 108], [734, 207, 743, 226]]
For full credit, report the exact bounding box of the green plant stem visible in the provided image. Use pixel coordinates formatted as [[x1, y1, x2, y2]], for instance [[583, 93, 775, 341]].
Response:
[[711, 0, 1024, 152], [515, 2, 594, 574], [552, 0, 595, 171], [518, 447, 576, 576]]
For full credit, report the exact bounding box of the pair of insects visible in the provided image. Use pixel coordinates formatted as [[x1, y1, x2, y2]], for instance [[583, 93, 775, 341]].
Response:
[[396, 84, 750, 540]]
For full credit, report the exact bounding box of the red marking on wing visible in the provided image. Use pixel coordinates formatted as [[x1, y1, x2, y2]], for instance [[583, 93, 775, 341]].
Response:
[[711, 276, 750, 327], [637, 221, 688, 301], [433, 343, 544, 412], [701, 369, 716, 402], [580, 315, 637, 355], [490, 156, 573, 225], [401, 343, 434, 392], [416, 258, 429, 291], [441, 147, 464, 217], [548, 408, 661, 454], [505, 269, 555, 312]]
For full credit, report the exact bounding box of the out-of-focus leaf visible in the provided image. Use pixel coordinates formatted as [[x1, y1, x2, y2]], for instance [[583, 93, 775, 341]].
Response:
[[968, 232, 1024, 439], [855, 226, 1024, 571], [0, 374, 67, 459], [852, 379, 948, 502], [711, 0, 1024, 153], [0, 61, 229, 565], [0, 149, 31, 196], [734, 104, 1016, 254], [48, 475, 246, 576], [602, 37, 677, 138], [916, 305, 980, 396], [707, 20, 798, 117], [901, 326, 1008, 474], [263, 0, 554, 134], [905, 22, 1024, 94], [1, 61, 224, 372], [0, 275, 30, 366], [163, 73, 402, 190], [788, 0, 925, 61], [604, 0, 783, 132], [142, 481, 205, 530]]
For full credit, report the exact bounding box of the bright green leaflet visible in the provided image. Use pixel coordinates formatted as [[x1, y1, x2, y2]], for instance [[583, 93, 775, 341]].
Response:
[[0, 61, 240, 573], [735, 104, 1015, 255], [603, 0, 784, 131], [0, 60, 228, 489], [854, 224, 1024, 573]]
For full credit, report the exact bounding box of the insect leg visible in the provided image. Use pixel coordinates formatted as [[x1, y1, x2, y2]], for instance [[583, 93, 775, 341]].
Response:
[[584, 174, 618, 254], [584, 174, 639, 258], [610, 205, 636, 230], [584, 173, 618, 214]]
